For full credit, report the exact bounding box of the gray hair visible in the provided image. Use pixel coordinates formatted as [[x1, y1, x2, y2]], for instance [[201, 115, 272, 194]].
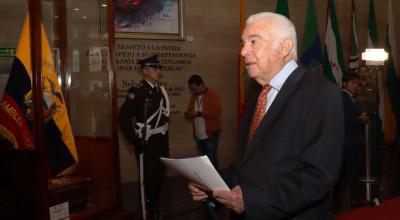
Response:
[[246, 12, 298, 60]]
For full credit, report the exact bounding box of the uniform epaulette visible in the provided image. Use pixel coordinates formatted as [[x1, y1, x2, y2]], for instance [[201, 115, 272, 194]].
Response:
[[133, 81, 143, 89], [126, 82, 143, 100], [127, 81, 143, 93]]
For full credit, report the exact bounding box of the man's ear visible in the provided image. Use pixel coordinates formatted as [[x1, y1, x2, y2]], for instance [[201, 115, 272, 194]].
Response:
[[280, 38, 293, 58]]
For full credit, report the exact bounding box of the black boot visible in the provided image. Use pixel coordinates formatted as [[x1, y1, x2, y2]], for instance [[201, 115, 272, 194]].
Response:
[[145, 187, 160, 220]]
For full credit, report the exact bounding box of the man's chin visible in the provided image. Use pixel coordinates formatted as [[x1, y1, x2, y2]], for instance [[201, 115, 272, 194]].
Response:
[[246, 71, 257, 79], [246, 66, 256, 74]]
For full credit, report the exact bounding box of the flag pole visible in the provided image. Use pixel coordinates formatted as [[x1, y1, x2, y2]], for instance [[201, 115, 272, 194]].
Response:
[[28, 0, 49, 217]]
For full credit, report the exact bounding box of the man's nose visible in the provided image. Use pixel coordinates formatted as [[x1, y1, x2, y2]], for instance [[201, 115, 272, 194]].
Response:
[[240, 43, 249, 57]]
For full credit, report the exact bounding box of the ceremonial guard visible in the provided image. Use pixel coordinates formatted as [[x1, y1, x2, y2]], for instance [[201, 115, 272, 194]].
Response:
[[118, 55, 170, 220]]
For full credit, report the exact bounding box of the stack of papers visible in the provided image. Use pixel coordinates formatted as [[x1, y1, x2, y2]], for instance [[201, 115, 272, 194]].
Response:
[[160, 155, 229, 191]]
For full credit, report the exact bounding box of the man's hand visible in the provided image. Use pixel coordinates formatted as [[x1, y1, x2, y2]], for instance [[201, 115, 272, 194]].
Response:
[[213, 185, 245, 214], [184, 111, 200, 119], [188, 183, 209, 201], [358, 112, 370, 124]]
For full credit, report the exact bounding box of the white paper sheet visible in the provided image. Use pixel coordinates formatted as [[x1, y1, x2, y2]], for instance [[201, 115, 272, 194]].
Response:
[[49, 202, 69, 220], [160, 155, 230, 191]]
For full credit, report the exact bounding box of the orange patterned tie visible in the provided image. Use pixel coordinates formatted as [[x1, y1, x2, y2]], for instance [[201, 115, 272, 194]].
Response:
[[247, 85, 271, 144]]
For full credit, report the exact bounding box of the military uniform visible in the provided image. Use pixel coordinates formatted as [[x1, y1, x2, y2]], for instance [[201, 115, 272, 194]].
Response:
[[356, 71, 378, 114], [118, 55, 169, 220]]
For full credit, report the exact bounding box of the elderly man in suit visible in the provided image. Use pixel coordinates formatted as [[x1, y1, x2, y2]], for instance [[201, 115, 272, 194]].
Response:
[[188, 12, 344, 220]]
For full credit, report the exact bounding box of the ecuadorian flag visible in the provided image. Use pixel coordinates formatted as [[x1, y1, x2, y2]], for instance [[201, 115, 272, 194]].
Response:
[[0, 15, 78, 177]]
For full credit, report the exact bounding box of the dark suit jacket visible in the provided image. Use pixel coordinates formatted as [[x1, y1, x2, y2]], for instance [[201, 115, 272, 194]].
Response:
[[341, 90, 365, 149], [230, 65, 344, 220]]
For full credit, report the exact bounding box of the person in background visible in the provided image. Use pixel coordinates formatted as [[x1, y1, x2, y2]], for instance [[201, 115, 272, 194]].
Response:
[[356, 65, 377, 114], [341, 73, 370, 207], [188, 12, 344, 220], [185, 74, 222, 170], [118, 55, 170, 220]]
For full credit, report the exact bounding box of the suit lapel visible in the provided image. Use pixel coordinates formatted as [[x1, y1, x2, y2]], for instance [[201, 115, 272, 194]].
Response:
[[239, 65, 307, 167], [238, 94, 258, 154]]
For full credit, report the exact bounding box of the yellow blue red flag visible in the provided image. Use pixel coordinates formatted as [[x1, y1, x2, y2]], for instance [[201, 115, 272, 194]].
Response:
[[0, 15, 78, 176]]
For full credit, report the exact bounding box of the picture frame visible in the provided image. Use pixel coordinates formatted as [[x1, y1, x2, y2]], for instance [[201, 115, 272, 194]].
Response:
[[114, 0, 185, 40]]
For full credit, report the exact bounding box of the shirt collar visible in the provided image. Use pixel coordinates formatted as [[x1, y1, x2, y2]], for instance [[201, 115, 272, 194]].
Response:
[[342, 89, 355, 101], [269, 59, 298, 92]]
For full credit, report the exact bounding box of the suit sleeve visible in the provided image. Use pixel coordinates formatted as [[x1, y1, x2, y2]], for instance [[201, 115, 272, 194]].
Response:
[[242, 83, 344, 219], [342, 93, 363, 126], [118, 88, 137, 145]]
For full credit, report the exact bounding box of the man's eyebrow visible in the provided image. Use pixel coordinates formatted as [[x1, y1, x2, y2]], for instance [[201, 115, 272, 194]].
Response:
[[242, 34, 263, 42], [241, 34, 263, 44], [248, 34, 261, 39]]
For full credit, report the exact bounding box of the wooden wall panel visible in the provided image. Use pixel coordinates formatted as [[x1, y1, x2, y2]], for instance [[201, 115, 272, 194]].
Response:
[[71, 136, 118, 218], [0, 150, 40, 220]]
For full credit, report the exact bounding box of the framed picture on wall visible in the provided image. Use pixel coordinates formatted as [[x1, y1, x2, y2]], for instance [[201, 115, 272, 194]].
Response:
[[115, 0, 185, 40]]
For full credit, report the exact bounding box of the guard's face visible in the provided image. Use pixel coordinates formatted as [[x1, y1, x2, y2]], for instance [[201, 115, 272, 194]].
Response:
[[143, 66, 162, 84], [241, 19, 283, 85], [358, 66, 369, 84]]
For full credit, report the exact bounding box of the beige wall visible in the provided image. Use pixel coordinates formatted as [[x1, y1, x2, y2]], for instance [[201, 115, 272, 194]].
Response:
[[118, 0, 240, 183]]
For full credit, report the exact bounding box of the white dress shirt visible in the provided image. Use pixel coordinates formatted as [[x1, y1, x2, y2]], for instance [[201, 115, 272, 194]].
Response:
[[265, 59, 298, 113]]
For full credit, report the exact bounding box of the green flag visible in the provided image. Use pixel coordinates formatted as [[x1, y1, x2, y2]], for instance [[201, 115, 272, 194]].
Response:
[[275, 0, 289, 18], [300, 0, 322, 68], [348, 0, 359, 73], [367, 0, 378, 47], [322, 0, 346, 85]]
